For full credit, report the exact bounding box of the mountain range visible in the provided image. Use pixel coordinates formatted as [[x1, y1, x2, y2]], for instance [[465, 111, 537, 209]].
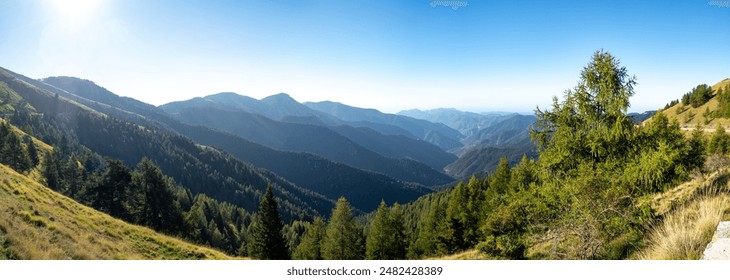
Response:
[[1, 66, 547, 215], [33, 75, 433, 213], [160, 93, 456, 181]]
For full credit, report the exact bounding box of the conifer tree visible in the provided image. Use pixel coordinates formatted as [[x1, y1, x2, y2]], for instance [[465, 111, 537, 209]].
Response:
[[26, 139, 39, 167], [1, 130, 32, 172], [248, 185, 290, 260], [532, 50, 636, 173], [414, 196, 445, 257], [490, 157, 511, 195], [365, 201, 407, 259], [321, 197, 364, 260], [42, 150, 62, 191], [134, 158, 183, 233], [293, 218, 326, 260], [708, 124, 730, 154], [93, 158, 132, 218], [388, 203, 407, 259], [366, 201, 392, 259]]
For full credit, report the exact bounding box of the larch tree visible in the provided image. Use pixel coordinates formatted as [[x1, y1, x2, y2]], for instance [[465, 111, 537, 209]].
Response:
[[321, 197, 364, 260], [248, 185, 290, 260], [293, 217, 326, 260]]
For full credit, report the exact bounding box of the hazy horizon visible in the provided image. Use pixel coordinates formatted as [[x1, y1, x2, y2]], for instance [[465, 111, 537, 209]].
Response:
[[1, 0, 728, 114]]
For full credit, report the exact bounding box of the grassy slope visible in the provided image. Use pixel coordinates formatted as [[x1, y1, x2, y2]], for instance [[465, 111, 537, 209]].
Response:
[[656, 78, 730, 130], [637, 169, 730, 260], [428, 249, 489, 260], [0, 164, 234, 259], [0, 120, 235, 259]]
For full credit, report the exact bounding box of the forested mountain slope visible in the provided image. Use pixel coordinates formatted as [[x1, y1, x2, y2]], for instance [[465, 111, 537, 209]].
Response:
[[161, 103, 453, 185], [13, 71, 434, 213], [0, 67, 329, 219], [0, 164, 232, 259]]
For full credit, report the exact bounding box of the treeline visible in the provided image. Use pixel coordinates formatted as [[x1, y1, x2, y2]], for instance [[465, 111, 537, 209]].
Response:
[[665, 83, 730, 121], [247, 157, 535, 259], [249, 194, 409, 260], [41, 151, 254, 255]]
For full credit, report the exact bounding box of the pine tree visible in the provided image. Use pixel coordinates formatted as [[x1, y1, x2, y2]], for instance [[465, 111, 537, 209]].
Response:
[[365, 202, 406, 260], [321, 197, 364, 260], [532, 50, 636, 173], [93, 159, 132, 218], [708, 124, 730, 154], [42, 151, 62, 191], [248, 185, 290, 260], [1, 130, 32, 172], [490, 157, 511, 195], [61, 154, 84, 197], [414, 196, 445, 257], [388, 203, 407, 259], [134, 158, 183, 233], [26, 139, 39, 167], [293, 218, 326, 260], [366, 201, 392, 259]]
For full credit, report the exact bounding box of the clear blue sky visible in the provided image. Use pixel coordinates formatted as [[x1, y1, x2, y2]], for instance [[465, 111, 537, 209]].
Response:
[[1, 0, 728, 113]]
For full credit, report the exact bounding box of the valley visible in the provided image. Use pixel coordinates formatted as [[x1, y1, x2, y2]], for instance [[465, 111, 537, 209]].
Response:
[[0, 52, 728, 260]]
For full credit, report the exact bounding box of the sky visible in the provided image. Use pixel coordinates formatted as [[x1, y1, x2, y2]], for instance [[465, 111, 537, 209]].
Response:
[[0, 0, 729, 114]]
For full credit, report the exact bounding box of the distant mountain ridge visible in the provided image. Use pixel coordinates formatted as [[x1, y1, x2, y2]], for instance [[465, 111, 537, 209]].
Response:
[[35, 75, 435, 212], [160, 103, 454, 185], [305, 101, 463, 150], [32, 72, 544, 193], [168, 92, 343, 125], [398, 107, 538, 177]]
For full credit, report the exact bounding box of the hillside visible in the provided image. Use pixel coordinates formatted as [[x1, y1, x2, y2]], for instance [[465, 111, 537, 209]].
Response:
[[657, 78, 730, 130], [0, 67, 331, 219], [164, 94, 457, 171], [31, 75, 435, 212], [0, 164, 231, 259], [398, 107, 537, 178], [305, 101, 464, 150], [635, 168, 730, 260], [161, 104, 453, 185], [444, 146, 536, 179]]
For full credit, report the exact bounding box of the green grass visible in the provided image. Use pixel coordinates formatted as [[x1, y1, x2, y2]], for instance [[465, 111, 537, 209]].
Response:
[[0, 164, 234, 259], [655, 78, 730, 131]]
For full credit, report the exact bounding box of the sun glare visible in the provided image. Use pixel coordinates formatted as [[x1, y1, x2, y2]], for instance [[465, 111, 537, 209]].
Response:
[[48, 0, 102, 27]]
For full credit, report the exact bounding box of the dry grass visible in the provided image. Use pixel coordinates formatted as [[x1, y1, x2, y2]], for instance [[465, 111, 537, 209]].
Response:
[[651, 170, 730, 217], [426, 249, 490, 260], [0, 164, 234, 260], [637, 195, 730, 260], [637, 163, 730, 260]]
